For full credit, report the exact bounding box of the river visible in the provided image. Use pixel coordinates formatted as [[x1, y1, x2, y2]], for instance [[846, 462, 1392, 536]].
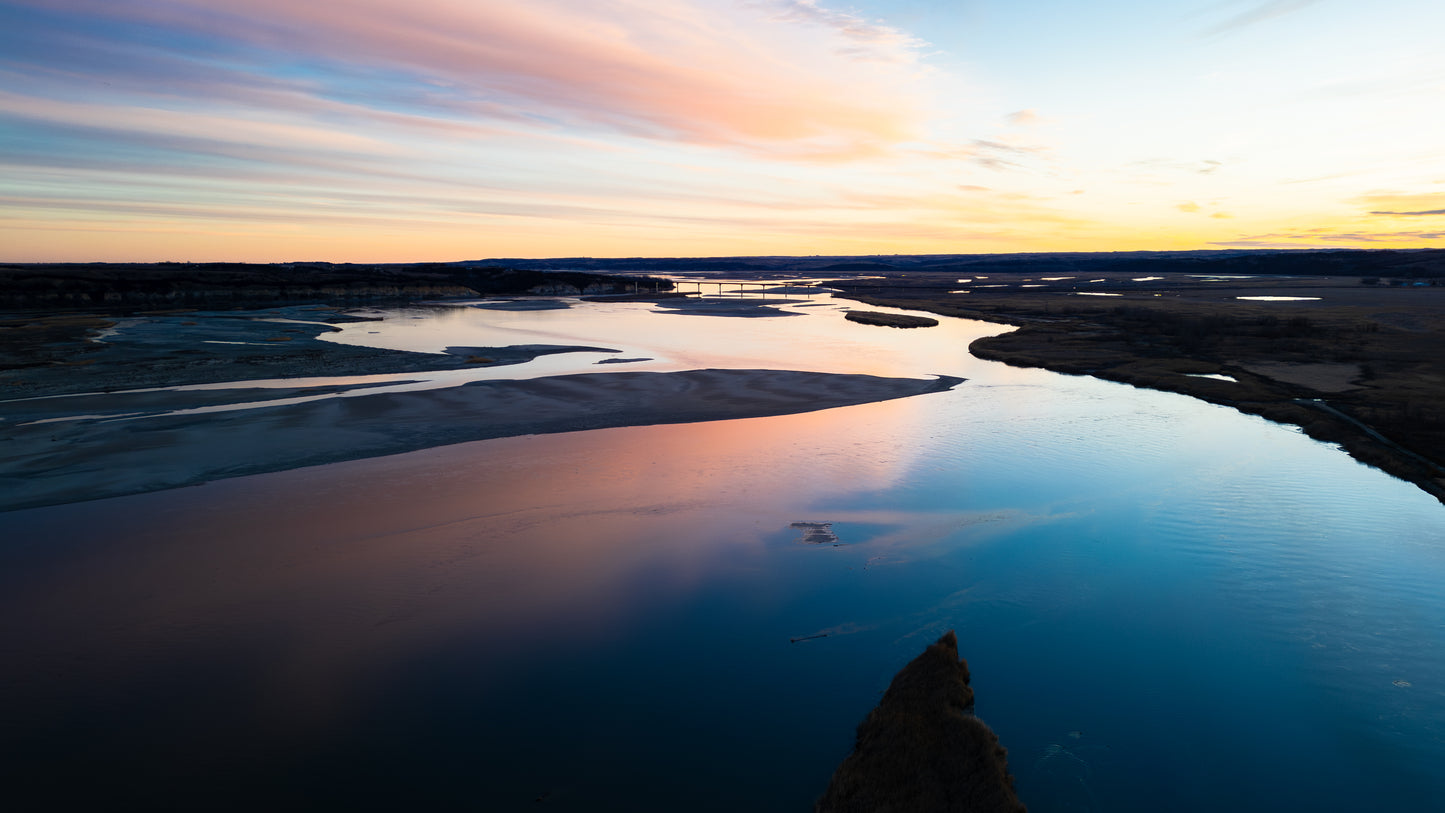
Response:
[[2, 290, 1443, 810]]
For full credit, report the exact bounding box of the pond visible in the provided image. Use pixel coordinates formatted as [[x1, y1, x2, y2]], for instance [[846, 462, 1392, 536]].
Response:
[[2, 291, 1443, 811]]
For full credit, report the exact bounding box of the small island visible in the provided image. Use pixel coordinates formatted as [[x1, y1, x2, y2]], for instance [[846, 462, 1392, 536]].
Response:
[[845, 310, 939, 328]]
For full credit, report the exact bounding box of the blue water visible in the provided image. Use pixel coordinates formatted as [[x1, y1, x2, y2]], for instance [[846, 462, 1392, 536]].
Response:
[[1, 294, 1443, 810]]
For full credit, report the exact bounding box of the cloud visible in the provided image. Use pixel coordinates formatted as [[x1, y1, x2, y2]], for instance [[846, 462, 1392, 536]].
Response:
[[1126, 158, 1223, 176], [1177, 201, 1201, 213], [1201, 0, 1323, 38], [1005, 109, 1040, 127], [908, 138, 1046, 172], [1354, 192, 1445, 219], [5, 0, 931, 162], [0, 90, 394, 157], [1212, 229, 1445, 247], [964, 140, 1045, 171], [761, 0, 926, 63], [1208, 240, 1326, 249]]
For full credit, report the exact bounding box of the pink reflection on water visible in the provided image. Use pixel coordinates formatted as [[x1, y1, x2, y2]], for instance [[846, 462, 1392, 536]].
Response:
[[1, 396, 942, 733]]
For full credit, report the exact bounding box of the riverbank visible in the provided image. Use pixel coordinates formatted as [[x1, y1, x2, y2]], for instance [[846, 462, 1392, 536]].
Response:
[[834, 274, 1445, 504]]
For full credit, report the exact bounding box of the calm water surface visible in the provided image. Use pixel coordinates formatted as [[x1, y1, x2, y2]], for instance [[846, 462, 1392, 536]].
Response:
[[2, 294, 1443, 810]]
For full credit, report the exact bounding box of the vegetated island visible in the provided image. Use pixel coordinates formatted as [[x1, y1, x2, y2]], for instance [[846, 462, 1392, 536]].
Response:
[[845, 310, 938, 328]]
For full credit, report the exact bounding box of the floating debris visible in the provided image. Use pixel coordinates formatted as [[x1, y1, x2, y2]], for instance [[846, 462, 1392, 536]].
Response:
[[792, 521, 840, 545]]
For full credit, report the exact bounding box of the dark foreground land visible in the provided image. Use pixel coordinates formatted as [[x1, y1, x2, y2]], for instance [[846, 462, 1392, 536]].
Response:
[[817, 630, 1025, 812]]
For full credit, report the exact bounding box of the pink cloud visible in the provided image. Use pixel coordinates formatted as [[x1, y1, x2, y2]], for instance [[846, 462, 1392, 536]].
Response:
[[0, 91, 394, 155], [21, 0, 930, 160]]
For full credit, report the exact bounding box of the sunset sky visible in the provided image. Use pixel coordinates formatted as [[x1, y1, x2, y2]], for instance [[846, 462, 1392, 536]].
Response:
[[3, 0, 1444, 262]]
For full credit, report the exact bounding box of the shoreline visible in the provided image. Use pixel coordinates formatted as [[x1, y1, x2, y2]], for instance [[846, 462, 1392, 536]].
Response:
[[968, 337, 1445, 503], [834, 278, 1445, 505]]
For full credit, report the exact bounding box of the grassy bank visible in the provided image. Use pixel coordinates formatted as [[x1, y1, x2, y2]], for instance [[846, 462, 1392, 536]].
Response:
[[834, 274, 1445, 504]]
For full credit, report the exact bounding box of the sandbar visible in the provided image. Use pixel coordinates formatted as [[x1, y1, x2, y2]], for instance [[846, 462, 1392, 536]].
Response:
[[1, 368, 961, 512]]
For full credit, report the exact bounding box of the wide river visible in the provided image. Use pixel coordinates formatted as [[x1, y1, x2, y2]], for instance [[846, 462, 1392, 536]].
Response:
[[3, 290, 1444, 810]]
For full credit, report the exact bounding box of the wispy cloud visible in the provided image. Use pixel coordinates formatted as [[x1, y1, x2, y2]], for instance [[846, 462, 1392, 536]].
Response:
[[761, 0, 926, 63], [1125, 158, 1224, 177], [5, 0, 930, 161], [1354, 192, 1445, 218], [913, 139, 1047, 172], [1005, 109, 1041, 127], [5, 0, 1441, 262], [1213, 228, 1445, 247], [1201, 0, 1324, 37]]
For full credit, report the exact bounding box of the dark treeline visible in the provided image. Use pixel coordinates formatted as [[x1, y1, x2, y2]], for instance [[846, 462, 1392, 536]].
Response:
[[480, 248, 1445, 279], [0, 263, 670, 308], [6, 248, 1444, 308]]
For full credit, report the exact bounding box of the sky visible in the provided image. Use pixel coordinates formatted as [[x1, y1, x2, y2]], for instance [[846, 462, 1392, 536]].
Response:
[[2, 0, 1444, 262]]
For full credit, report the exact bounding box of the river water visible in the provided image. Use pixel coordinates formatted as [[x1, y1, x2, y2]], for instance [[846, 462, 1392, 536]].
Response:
[[2, 292, 1443, 810]]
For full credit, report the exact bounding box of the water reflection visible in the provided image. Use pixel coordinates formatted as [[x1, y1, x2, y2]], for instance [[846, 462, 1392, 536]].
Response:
[[325, 293, 1003, 382], [2, 298, 1445, 810], [0, 397, 965, 806]]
